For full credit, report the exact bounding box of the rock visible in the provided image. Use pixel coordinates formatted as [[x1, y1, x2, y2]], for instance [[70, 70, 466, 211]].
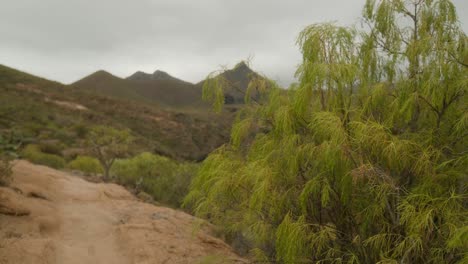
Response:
[[0, 187, 30, 216]]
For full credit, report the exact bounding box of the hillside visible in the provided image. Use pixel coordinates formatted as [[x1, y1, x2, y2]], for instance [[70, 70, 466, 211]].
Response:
[[0, 160, 245, 263], [0, 64, 232, 161], [0, 62, 268, 161]]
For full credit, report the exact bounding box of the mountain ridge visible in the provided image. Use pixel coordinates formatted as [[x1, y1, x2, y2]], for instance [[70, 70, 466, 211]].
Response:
[[126, 69, 190, 84], [72, 61, 264, 108]]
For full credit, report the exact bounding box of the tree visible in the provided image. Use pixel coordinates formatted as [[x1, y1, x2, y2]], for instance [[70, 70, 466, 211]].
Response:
[[185, 0, 467, 263], [86, 126, 132, 180], [359, 0, 467, 135]]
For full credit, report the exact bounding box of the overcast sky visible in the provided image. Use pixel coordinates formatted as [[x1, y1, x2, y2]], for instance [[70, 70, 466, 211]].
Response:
[[1, 0, 466, 87]]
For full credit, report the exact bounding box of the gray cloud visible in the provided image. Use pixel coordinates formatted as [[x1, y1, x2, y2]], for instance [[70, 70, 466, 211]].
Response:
[[1, 0, 466, 87]]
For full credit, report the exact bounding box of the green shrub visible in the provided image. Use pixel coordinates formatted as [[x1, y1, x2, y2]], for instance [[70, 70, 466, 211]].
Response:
[[38, 140, 64, 156], [0, 132, 21, 186], [112, 152, 198, 207], [186, 1, 468, 262], [22, 144, 65, 169], [68, 155, 103, 174], [73, 124, 88, 138], [0, 155, 13, 186]]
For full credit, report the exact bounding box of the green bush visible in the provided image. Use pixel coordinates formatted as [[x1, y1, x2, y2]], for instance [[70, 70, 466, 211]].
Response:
[[0, 132, 21, 186], [68, 155, 103, 174], [22, 144, 65, 169], [38, 140, 64, 156], [186, 1, 468, 262], [112, 152, 198, 207], [73, 124, 88, 138], [0, 156, 13, 186]]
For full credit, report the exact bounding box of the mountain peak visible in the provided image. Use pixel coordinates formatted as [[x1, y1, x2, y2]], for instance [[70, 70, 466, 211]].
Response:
[[73, 70, 119, 83], [127, 71, 151, 81], [93, 70, 113, 76], [234, 61, 248, 68], [233, 61, 253, 72], [126, 69, 183, 82], [152, 70, 173, 81]]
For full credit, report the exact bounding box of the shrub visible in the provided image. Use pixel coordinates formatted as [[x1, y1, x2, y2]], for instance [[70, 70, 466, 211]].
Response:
[[0, 155, 13, 186], [186, 1, 468, 262], [112, 152, 198, 207], [38, 140, 64, 156], [67, 155, 103, 175], [73, 124, 88, 138], [22, 144, 65, 169], [0, 132, 21, 186]]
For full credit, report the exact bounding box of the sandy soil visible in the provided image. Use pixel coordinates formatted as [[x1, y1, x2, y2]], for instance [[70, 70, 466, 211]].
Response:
[[0, 160, 246, 264]]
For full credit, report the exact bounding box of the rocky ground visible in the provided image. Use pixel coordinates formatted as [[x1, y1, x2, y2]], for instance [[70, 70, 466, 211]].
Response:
[[0, 160, 246, 264]]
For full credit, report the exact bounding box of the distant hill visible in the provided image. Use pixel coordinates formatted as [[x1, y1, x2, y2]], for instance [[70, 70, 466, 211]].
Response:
[[72, 69, 204, 109]]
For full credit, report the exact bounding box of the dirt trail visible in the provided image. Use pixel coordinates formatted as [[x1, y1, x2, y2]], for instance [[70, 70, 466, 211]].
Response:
[[0, 160, 245, 264]]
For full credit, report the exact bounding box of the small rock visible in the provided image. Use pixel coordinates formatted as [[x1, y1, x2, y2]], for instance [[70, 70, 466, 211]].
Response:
[[137, 191, 154, 203], [151, 212, 168, 221]]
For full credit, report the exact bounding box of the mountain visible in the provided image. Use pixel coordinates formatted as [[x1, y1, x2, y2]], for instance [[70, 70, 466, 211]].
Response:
[[72, 69, 204, 109], [197, 61, 265, 104], [73, 62, 266, 109], [126, 70, 188, 84], [72, 70, 143, 101]]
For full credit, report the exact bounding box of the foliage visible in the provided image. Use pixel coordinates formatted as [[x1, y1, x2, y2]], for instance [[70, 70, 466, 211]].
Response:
[[38, 140, 65, 156], [0, 156, 13, 186], [202, 61, 270, 112], [85, 126, 132, 179], [112, 152, 198, 207], [67, 155, 103, 175], [0, 131, 23, 185], [21, 144, 66, 169], [186, 0, 467, 263]]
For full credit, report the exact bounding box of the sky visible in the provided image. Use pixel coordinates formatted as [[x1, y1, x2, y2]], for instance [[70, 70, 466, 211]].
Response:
[[0, 0, 467, 87]]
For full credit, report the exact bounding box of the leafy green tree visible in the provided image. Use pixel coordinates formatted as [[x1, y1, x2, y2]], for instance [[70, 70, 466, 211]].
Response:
[[67, 155, 103, 175], [185, 0, 467, 263], [86, 126, 132, 180]]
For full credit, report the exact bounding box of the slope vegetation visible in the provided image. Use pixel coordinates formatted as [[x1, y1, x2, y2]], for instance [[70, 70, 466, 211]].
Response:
[[0, 64, 232, 160]]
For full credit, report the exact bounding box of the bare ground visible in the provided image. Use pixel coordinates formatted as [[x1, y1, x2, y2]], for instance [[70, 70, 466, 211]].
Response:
[[0, 160, 246, 264]]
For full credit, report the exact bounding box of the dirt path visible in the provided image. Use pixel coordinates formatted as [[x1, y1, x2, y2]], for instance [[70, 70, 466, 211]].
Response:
[[54, 200, 129, 263], [0, 160, 245, 264]]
